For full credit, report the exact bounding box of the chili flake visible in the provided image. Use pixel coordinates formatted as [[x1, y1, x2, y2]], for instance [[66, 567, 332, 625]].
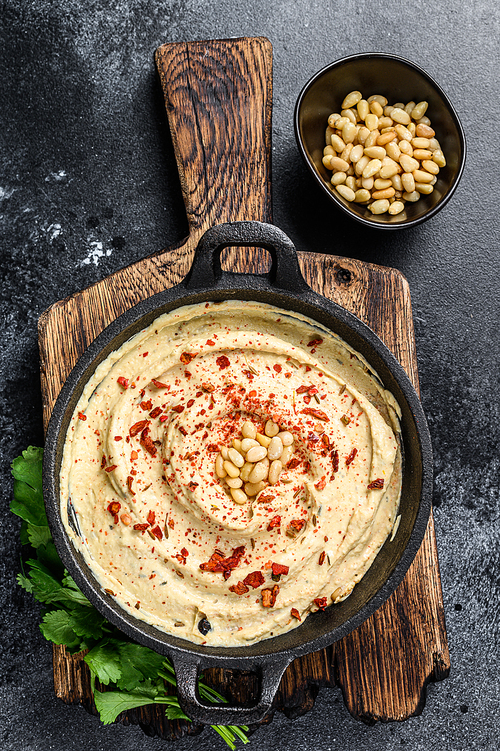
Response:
[[368, 478, 385, 489], [346, 448, 358, 466], [229, 581, 249, 595], [130, 419, 149, 437], [262, 585, 279, 608], [302, 408, 330, 422], [216, 355, 230, 369], [107, 501, 121, 524], [313, 597, 328, 611], [117, 376, 129, 389], [180, 352, 195, 364], [267, 515, 281, 531], [243, 571, 265, 589], [291, 608, 301, 621], [151, 379, 167, 388], [78, 412, 87, 421]]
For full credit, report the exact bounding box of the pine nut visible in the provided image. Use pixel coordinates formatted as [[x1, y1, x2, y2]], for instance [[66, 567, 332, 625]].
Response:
[[364, 129, 380, 148], [361, 176, 374, 189], [369, 100, 383, 117], [362, 158, 382, 178], [364, 146, 386, 160], [365, 113, 379, 131], [372, 187, 395, 200], [342, 108, 357, 124], [428, 138, 440, 152], [404, 101, 416, 115], [413, 169, 434, 184], [388, 200, 405, 215], [280, 444, 295, 466], [374, 178, 392, 190], [345, 176, 357, 192], [422, 159, 440, 175], [336, 184, 356, 201], [326, 126, 334, 142], [408, 122, 416, 136], [399, 154, 419, 172], [342, 90, 362, 109], [384, 105, 394, 117], [379, 159, 400, 179], [398, 140, 413, 156], [278, 431, 294, 446], [324, 145, 335, 157], [232, 438, 242, 452], [221, 446, 229, 460], [357, 126, 370, 144], [330, 156, 350, 172], [369, 199, 390, 214], [228, 447, 245, 467], [378, 116, 394, 129], [215, 454, 227, 478], [401, 172, 415, 193], [224, 460, 240, 478], [267, 436, 284, 461], [433, 150, 446, 167], [240, 462, 253, 482], [391, 107, 410, 125], [416, 123, 435, 138], [403, 190, 421, 202], [341, 143, 354, 162], [268, 460, 283, 485], [249, 458, 270, 484], [350, 144, 364, 163], [328, 113, 340, 128], [386, 141, 401, 161], [391, 173, 403, 191], [395, 124, 412, 141], [357, 99, 369, 120], [331, 171, 347, 185], [411, 137, 430, 149], [367, 94, 388, 106], [244, 480, 267, 497], [322, 155, 334, 170], [331, 134, 346, 152], [226, 476, 243, 488], [415, 183, 434, 194], [256, 432, 271, 448], [242, 421, 257, 439], [231, 487, 248, 505], [413, 149, 432, 160], [393, 102, 405, 110], [246, 445, 268, 463], [334, 116, 350, 129], [354, 188, 371, 202], [411, 101, 428, 120], [265, 420, 279, 437], [377, 130, 397, 146], [241, 438, 259, 452]]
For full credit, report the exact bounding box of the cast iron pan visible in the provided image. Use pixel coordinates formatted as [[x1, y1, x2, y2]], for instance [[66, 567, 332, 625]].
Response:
[[43, 221, 433, 726]]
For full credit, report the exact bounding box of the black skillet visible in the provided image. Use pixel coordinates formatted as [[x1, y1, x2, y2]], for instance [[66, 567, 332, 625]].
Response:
[[43, 220, 433, 726]]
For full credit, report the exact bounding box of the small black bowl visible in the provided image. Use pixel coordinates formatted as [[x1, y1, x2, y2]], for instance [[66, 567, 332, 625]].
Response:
[[294, 52, 466, 229]]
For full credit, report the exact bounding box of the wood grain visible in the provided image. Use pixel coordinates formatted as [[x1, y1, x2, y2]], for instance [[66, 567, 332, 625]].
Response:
[[38, 37, 449, 739]]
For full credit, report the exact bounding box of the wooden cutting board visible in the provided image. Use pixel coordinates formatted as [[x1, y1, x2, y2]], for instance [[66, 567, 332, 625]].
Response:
[[38, 37, 449, 739]]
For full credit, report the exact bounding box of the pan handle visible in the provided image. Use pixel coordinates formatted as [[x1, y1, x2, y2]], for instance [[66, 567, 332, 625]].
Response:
[[170, 651, 291, 726], [183, 221, 310, 293]]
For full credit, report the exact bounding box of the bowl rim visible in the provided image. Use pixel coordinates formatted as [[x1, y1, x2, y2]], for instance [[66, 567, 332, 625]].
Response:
[[294, 51, 467, 230]]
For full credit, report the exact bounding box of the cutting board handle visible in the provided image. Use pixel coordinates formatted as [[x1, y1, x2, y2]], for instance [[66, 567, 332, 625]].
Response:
[[155, 37, 273, 236]]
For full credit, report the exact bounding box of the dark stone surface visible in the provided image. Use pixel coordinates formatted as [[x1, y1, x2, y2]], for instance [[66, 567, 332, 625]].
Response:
[[1, 1, 498, 749]]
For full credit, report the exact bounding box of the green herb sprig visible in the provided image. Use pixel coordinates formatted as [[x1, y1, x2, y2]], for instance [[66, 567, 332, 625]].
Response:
[[10, 446, 249, 750]]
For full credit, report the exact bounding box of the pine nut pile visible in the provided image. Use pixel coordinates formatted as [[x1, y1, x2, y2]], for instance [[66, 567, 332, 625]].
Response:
[[323, 91, 447, 216], [215, 419, 295, 505]]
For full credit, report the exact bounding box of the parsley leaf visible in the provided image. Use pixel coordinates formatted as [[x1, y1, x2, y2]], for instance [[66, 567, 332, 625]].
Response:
[[10, 446, 47, 527], [93, 683, 161, 725], [40, 610, 82, 650]]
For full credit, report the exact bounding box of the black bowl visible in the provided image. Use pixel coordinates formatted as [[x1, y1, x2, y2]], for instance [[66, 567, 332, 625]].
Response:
[[294, 52, 466, 229]]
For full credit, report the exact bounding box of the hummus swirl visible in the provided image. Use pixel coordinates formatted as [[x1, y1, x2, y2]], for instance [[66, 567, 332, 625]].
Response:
[[60, 301, 402, 647]]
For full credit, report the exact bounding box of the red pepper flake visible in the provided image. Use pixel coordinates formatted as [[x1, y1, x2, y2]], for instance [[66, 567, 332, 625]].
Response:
[[130, 450, 138, 460], [201, 383, 215, 393], [133, 523, 149, 532], [318, 551, 326, 566], [291, 607, 301, 621], [140, 432, 158, 457], [186, 399, 195, 408], [149, 406, 163, 419], [331, 449, 339, 473], [257, 494, 274, 503], [229, 581, 249, 595], [180, 352, 195, 364], [187, 481, 199, 491], [206, 339, 216, 346], [287, 457, 301, 470], [262, 585, 279, 608], [181, 547, 189, 557], [159, 415, 169, 423], [150, 525, 163, 540], [315, 477, 327, 490], [168, 518, 175, 529], [179, 426, 188, 436], [101, 455, 107, 469], [151, 379, 167, 389], [130, 419, 149, 437], [271, 562, 289, 577], [206, 444, 220, 453], [147, 510, 156, 526], [126, 476, 135, 494], [346, 448, 358, 466], [307, 338, 323, 348], [243, 571, 265, 589], [301, 408, 330, 421], [200, 546, 245, 579], [140, 400, 153, 411], [303, 395, 311, 404], [104, 464, 118, 473], [114, 436, 122, 441], [308, 387, 319, 395], [172, 404, 185, 413], [273, 364, 282, 373], [107, 501, 121, 524], [287, 518, 306, 534], [267, 515, 281, 531], [78, 412, 87, 421], [313, 597, 328, 611], [368, 478, 385, 489], [117, 376, 129, 389], [216, 355, 230, 370], [296, 385, 309, 394]]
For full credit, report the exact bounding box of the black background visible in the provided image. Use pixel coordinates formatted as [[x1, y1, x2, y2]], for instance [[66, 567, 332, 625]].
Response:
[[1, 1, 498, 749]]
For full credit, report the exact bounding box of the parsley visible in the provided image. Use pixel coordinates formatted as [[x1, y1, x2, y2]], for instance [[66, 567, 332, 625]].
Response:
[[11, 447, 250, 749]]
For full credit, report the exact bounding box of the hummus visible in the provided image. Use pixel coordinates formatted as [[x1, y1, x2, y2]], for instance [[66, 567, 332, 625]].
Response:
[[60, 300, 402, 647]]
